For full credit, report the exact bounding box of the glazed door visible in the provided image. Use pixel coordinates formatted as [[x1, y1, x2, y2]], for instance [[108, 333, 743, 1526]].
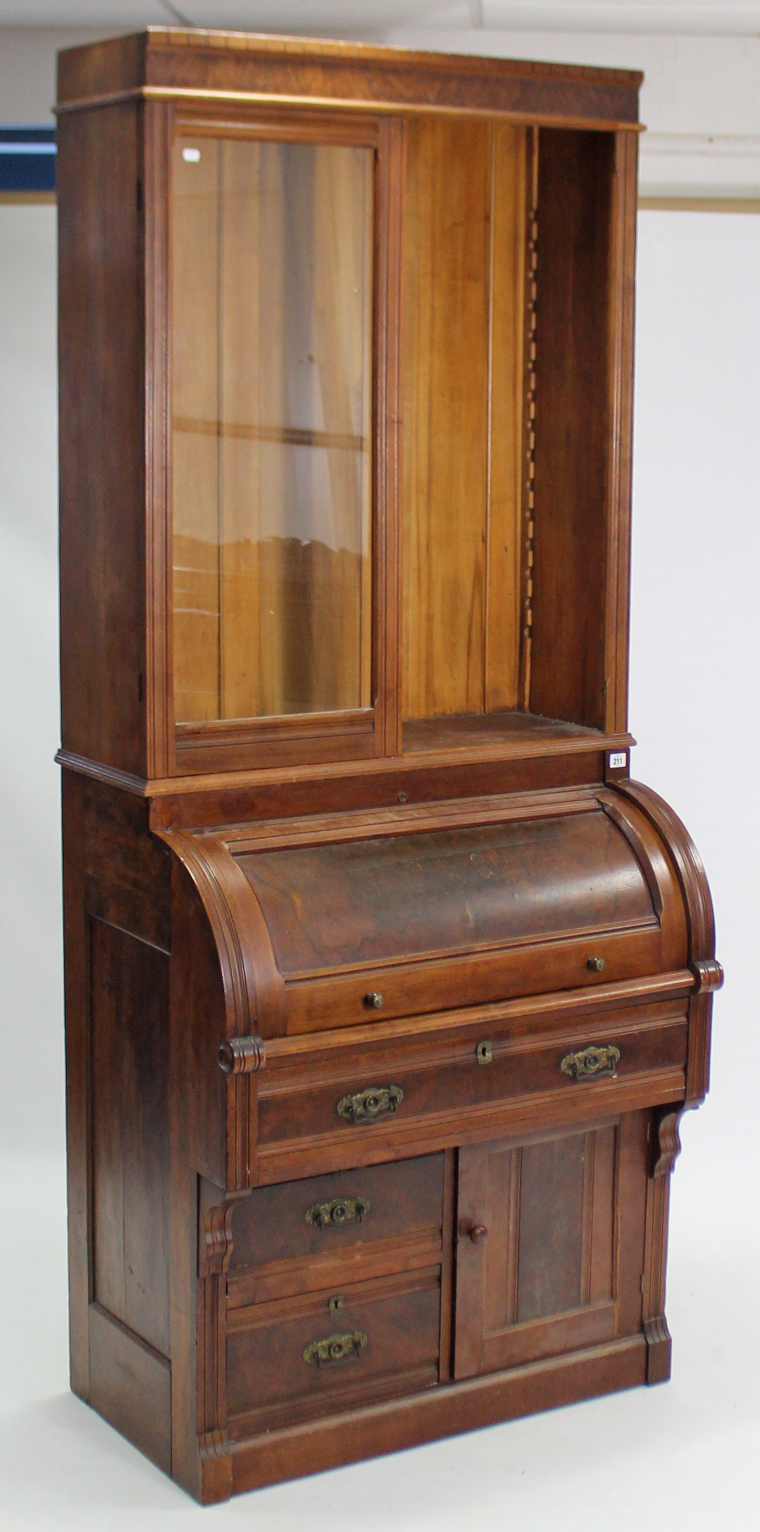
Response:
[[453, 1113, 648, 1379], [168, 117, 399, 774]]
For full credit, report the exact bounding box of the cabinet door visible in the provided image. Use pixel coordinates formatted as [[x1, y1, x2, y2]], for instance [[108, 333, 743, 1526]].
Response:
[[168, 121, 399, 775], [454, 1113, 648, 1379]]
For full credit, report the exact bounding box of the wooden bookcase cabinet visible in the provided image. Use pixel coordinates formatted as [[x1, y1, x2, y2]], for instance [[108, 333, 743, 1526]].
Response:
[[57, 29, 721, 1504]]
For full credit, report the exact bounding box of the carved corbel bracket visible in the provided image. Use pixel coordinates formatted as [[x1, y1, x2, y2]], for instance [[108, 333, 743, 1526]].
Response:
[[201, 1202, 236, 1278], [649, 1105, 684, 1180], [199, 1178, 251, 1277]]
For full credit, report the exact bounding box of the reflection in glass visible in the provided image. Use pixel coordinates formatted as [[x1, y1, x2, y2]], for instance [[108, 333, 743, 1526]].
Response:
[[172, 136, 374, 723]]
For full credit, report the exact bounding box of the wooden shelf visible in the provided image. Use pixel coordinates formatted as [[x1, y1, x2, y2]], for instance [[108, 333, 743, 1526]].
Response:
[[403, 711, 601, 755]]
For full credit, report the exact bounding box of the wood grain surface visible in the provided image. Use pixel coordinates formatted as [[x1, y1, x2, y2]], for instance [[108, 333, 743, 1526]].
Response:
[[56, 30, 718, 1509]]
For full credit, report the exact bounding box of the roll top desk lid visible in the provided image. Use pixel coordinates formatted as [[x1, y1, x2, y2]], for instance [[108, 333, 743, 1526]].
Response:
[[240, 813, 652, 970], [164, 788, 689, 1039]]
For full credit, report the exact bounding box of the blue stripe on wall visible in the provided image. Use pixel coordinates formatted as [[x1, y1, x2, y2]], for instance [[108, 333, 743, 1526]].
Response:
[[0, 127, 56, 192]]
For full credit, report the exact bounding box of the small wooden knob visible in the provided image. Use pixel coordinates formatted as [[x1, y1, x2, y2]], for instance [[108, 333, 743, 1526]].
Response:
[[469, 1224, 488, 1245], [217, 1035, 265, 1074]]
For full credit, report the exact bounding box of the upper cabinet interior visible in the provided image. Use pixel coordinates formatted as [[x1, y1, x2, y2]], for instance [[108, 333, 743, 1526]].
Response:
[[56, 36, 640, 782], [401, 119, 530, 751], [401, 122, 620, 755]]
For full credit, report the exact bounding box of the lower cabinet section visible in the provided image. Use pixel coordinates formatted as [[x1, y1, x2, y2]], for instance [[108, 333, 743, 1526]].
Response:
[[202, 1111, 653, 1460]]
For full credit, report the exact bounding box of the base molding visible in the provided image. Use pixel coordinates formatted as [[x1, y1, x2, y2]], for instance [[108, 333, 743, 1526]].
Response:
[[644, 1315, 673, 1384], [220, 1333, 647, 1501]]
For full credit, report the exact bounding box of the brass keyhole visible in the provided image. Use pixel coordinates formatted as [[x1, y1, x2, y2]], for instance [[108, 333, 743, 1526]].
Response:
[[328, 1294, 345, 1315]]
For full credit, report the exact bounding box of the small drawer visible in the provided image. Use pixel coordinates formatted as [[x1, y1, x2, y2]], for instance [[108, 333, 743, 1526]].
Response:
[[281, 928, 663, 1034], [226, 1268, 441, 1434], [228, 1153, 444, 1274], [257, 1007, 688, 1168]]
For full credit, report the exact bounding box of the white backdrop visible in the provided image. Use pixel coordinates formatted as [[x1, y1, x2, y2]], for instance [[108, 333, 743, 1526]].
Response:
[[0, 204, 758, 1526]]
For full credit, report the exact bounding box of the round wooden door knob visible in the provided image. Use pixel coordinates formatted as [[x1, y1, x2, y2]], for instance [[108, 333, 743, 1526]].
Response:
[[469, 1224, 488, 1245]]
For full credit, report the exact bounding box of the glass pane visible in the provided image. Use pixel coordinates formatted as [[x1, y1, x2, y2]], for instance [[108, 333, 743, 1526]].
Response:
[[171, 136, 374, 724]]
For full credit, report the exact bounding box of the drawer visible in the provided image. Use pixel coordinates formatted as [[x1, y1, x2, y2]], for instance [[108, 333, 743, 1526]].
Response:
[[281, 928, 663, 1035], [226, 1268, 441, 1435], [257, 1004, 688, 1173], [227, 1153, 444, 1276]]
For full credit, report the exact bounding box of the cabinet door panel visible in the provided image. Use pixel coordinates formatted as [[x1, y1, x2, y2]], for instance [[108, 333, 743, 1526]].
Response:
[[454, 1112, 647, 1380]]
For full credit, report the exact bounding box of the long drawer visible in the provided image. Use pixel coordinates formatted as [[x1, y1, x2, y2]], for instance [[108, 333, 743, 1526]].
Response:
[[256, 998, 688, 1181]]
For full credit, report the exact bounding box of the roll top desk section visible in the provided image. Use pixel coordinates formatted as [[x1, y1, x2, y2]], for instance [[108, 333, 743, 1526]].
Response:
[[57, 29, 721, 1505]]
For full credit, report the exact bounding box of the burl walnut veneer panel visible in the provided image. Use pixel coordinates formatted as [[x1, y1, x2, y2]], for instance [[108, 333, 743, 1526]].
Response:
[[238, 810, 654, 975]]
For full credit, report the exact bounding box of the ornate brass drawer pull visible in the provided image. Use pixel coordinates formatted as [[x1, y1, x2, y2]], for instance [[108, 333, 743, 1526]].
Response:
[[337, 1085, 404, 1124], [305, 1195, 370, 1230], [561, 1044, 621, 1081], [303, 1330, 368, 1368]]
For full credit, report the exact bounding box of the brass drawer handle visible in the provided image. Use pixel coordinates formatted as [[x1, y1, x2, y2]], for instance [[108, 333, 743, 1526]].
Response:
[[561, 1045, 621, 1081], [305, 1195, 370, 1230], [303, 1330, 368, 1368], [337, 1085, 404, 1124]]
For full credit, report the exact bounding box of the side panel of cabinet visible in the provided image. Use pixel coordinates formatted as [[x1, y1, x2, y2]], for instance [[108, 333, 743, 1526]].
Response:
[[61, 772, 175, 1473], [90, 917, 170, 1355], [58, 101, 146, 776], [454, 1112, 648, 1380]]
